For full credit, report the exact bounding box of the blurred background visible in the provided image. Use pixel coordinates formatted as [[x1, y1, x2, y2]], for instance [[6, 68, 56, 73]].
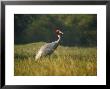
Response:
[[14, 14, 97, 47]]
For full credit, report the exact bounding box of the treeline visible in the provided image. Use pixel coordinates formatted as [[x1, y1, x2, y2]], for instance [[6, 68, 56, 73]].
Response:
[[14, 14, 97, 47]]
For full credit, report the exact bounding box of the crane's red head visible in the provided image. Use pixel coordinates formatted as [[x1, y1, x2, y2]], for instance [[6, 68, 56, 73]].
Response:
[[55, 29, 63, 35]]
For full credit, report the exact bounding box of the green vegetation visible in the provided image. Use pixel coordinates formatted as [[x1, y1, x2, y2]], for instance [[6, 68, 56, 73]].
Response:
[[14, 14, 97, 46], [14, 42, 97, 76]]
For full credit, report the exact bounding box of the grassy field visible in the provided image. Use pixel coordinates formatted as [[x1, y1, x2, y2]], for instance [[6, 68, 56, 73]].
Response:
[[14, 42, 97, 76]]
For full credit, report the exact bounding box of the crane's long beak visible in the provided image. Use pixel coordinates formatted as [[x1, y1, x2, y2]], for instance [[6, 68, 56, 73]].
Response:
[[59, 31, 63, 38], [59, 31, 64, 35]]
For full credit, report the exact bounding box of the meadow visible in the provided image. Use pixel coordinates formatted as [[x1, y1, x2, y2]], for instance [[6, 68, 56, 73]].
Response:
[[14, 42, 97, 76]]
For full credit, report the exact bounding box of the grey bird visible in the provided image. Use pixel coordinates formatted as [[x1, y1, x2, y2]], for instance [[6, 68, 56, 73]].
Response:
[[35, 29, 63, 61]]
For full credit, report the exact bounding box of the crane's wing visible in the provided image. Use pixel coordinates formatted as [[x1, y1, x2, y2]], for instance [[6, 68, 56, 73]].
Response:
[[35, 42, 59, 60], [38, 42, 58, 56]]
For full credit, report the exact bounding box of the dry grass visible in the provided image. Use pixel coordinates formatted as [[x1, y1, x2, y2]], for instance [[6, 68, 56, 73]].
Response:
[[14, 42, 97, 76]]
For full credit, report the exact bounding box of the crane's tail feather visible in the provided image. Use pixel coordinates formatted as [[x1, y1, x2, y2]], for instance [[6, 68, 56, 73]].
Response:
[[35, 51, 42, 61]]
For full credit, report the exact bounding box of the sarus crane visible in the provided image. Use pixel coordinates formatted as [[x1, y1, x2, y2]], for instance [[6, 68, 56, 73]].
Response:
[[35, 29, 63, 61]]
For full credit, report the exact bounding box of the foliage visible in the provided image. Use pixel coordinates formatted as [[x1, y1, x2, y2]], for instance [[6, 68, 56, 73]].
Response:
[[14, 14, 97, 46]]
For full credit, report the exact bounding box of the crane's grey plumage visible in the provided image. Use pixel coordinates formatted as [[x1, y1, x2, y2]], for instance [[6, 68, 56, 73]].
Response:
[[35, 29, 63, 61]]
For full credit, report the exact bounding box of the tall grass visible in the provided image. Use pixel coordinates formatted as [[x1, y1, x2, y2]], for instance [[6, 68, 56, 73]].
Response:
[[14, 42, 97, 76]]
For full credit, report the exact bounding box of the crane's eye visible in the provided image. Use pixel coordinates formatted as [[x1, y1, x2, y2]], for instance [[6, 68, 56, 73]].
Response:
[[56, 30, 59, 33]]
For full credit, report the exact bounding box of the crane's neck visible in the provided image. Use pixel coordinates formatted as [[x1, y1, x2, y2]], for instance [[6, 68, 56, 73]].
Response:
[[56, 35, 61, 43]]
